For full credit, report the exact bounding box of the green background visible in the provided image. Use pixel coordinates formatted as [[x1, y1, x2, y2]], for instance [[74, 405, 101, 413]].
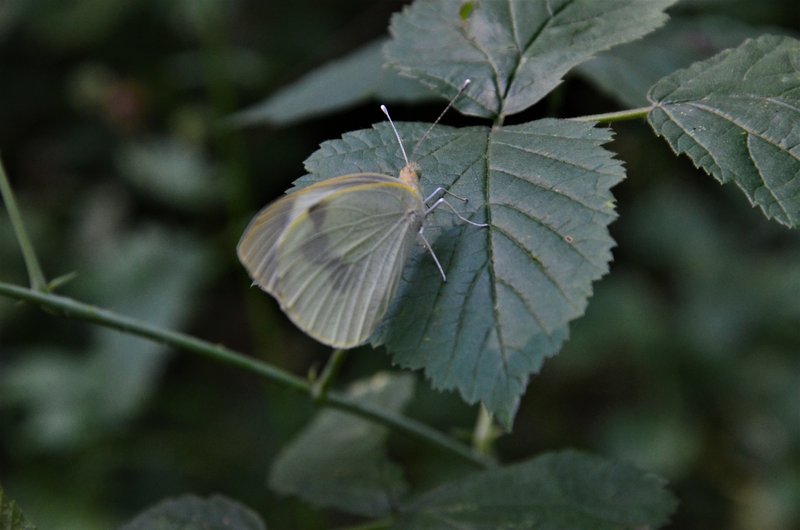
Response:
[[1, 1, 799, 528]]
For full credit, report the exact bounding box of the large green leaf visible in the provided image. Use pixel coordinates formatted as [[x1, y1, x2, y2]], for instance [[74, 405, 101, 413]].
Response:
[[269, 373, 413, 517], [118, 494, 265, 530], [385, 0, 677, 120], [394, 451, 677, 529], [577, 15, 782, 107], [647, 35, 800, 227], [0, 486, 36, 530], [299, 118, 623, 427], [231, 39, 433, 127]]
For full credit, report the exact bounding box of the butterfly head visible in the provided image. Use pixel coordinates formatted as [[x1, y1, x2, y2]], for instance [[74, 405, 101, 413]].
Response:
[[399, 161, 420, 187]]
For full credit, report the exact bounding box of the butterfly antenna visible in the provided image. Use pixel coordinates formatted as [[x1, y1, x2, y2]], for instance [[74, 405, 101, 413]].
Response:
[[411, 79, 471, 158], [381, 104, 409, 166]]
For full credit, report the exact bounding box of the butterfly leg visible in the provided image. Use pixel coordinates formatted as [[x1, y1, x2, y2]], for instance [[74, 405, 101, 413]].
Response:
[[426, 197, 489, 227], [418, 227, 447, 282], [424, 187, 469, 205]]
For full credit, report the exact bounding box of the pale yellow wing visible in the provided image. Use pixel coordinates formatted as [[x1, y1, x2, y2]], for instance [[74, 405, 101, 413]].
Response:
[[238, 174, 424, 347]]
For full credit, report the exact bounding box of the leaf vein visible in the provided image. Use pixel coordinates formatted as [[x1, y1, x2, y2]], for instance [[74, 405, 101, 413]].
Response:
[[491, 167, 608, 215], [492, 138, 620, 177], [491, 224, 578, 315]]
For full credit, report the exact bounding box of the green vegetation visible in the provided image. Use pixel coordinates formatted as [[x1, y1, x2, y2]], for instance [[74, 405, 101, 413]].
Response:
[[1, 1, 799, 528]]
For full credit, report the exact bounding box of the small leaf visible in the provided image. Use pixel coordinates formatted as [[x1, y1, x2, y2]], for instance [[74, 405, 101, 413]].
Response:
[[0, 486, 36, 530], [385, 0, 677, 119], [118, 494, 265, 530], [647, 35, 800, 227], [458, 1, 476, 21], [395, 451, 678, 530], [577, 15, 783, 107], [301, 118, 623, 427], [231, 39, 434, 127], [115, 137, 222, 211], [269, 373, 414, 517]]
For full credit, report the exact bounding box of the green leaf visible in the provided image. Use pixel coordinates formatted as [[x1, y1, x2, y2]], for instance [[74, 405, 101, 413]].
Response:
[[1, 229, 212, 450], [115, 137, 222, 211], [385, 0, 677, 120], [0, 486, 36, 530], [118, 494, 265, 530], [647, 35, 800, 227], [577, 15, 781, 107], [269, 373, 414, 517], [395, 451, 677, 530], [301, 118, 623, 427], [231, 39, 434, 127]]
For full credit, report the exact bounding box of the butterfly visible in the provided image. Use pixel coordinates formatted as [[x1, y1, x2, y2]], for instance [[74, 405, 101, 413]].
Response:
[[237, 80, 486, 348]]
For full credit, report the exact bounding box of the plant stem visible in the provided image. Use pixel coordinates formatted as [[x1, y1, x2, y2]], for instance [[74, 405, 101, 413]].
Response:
[[0, 281, 495, 469], [572, 106, 652, 124], [0, 158, 48, 291], [312, 348, 348, 401], [472, 404, 496, 454]]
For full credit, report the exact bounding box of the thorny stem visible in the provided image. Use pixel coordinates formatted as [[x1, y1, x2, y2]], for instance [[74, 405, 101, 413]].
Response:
[[0, 281, 495, 469], [0, 157, 48, 291]]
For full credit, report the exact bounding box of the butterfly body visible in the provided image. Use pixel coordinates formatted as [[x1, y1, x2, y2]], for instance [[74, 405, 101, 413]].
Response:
[[237, 165, 425, 348]]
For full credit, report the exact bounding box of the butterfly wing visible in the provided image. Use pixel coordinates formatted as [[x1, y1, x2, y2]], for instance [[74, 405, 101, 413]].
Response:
[[238, 174, 424, 348]]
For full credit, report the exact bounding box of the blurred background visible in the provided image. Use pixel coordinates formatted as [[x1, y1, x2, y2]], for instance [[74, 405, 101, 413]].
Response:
[[0, 0, 798, 528]]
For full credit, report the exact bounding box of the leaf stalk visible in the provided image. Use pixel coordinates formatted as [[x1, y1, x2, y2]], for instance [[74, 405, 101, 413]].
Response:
[[572, 106, 652, 124]]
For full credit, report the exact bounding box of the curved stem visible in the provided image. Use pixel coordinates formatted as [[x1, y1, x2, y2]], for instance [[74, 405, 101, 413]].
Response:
[[0, 281, 495, 469], [0, 158, 47, 291], [571, 106, 652, 124]]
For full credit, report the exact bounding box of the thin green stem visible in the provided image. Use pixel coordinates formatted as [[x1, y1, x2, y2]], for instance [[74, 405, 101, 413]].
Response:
[[0, 158, 48, 291], [0, 281, 495, 469], [312, 348, 348, 402], [472, 404, 497, 455], [571, 106, 652, 124]]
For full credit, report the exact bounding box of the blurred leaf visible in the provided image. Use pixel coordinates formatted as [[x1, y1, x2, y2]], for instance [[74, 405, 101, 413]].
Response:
[[600, 411, 700, 478], [385, 0, 677, 119], [675, 0, 797, 25], [231, 39, 434, 127], [647, 35, 800, 227], [115, 138, 222, 211], [577, 15, 784, 107], [395, 450, 677, 529], [0, 0, 25, 41], [21, 0, 140, 49], [166, 48, 269, 92], [269, 373, 413, 517], [118, 494, 265, 530], [166, 0, 241, 39], [297, 118, 623, 427], [1, 350, 98, 451], [0, 486, 36, 530], [1, 228, 212, 450], [79, 228, 213, 423]]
